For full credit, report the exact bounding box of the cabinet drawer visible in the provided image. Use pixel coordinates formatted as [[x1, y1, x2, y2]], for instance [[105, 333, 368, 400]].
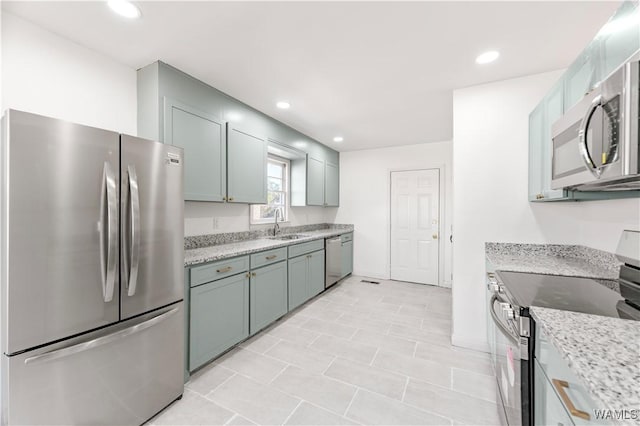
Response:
[[190, 256, 250, 287], [250, 247, 288, 269], [535, 325, 606, 425], [288, 239, 324, 258], [340, 232, 353, 243]]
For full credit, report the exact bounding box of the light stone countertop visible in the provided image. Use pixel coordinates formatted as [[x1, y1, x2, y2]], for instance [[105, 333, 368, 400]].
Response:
[[530, 306, 640, 425], [486, 242, 621, 280], [184, 227, 353, 266]]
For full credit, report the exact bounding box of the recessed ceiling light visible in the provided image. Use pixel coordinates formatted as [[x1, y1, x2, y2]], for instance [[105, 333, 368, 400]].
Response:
[[333, 136, 344, 143], [476, 50, 500, 65], [276, 101, 291, 109], [108, 0, 141, 19]]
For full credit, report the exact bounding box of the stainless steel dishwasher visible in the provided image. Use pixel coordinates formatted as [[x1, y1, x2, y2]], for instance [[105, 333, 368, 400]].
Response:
[[325, 237, 342, 288]]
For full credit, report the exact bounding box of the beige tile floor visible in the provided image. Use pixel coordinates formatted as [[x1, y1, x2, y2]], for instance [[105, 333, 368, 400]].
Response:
[[149, 276, 500, 426]]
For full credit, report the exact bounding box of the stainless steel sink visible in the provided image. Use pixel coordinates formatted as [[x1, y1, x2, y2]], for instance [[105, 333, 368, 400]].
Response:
[[271, 234, 307, 240]]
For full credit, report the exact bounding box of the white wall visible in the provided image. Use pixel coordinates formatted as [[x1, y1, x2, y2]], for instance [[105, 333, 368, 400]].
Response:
[[452, 70, 640, 351], [1, 12, 137, 134], [331, 142, 453, 287], [184, 202, 331, 236]]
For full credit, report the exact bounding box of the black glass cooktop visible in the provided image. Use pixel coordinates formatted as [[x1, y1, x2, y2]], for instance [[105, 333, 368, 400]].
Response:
[[496, 271, 636, 319]]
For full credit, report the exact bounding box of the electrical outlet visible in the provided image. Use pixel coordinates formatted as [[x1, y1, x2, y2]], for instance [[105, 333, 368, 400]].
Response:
[[212, 217, 219, 230]]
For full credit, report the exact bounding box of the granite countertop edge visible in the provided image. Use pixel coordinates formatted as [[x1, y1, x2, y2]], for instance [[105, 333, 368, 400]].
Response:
[[485, 242, 621, 280], [529, 306, 640, 425], [184, 226, 354, 266]]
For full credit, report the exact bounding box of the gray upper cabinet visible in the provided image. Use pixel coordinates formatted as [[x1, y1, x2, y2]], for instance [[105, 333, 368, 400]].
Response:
[[292, 154, 341, 207], [325, 162, 339, 207], [597, 1, 639, 82], [306, 156, 325, 206], [138, 61, 339, 204], [164, 99, 226, 202], [227, 124, 268, 204], [528, 0, 640, 203]]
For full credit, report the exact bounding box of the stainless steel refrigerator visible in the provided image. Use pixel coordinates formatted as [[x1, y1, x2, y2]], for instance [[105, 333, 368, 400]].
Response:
[[0, 110, 184, 425]]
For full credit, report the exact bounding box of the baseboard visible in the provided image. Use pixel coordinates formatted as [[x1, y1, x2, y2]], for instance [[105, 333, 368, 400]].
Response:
[[451, 333, 490, 354], [352, 270, 389, 281]]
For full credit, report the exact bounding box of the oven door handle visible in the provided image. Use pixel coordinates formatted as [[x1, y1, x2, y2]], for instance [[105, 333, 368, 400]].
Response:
[[489, 294, 519, 344]]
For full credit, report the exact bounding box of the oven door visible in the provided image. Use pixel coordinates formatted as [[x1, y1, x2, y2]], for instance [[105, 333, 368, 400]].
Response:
[[489, 295, 523, 426]]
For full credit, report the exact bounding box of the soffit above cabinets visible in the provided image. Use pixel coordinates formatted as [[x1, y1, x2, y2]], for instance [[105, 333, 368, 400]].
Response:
[[2, 1, 620, 151]]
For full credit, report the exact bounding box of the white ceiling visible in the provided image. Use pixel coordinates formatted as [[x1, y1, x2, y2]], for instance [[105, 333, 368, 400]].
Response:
[[1, 1, 620, 151]]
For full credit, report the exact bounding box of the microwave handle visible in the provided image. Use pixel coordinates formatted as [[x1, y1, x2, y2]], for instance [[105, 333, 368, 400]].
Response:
[[578, 94, 602, 176]]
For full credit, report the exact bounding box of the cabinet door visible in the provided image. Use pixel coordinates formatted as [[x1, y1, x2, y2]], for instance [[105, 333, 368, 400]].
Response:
[[542, 81, 567, 200], [288, 255, 309, 311], [598, 1, 639, 81], [307, 156, 325, 206], [227, 124, 267, 204], [189, 274, 249, 371], [164, 98, 226, 202], [308, 250, 326, 298], [534, 360, 574, 426], [250, 261, 288, 335], [341, 240, 353, 278], [325, 162, 339, 207], [528, 102, 545, 201], [564, 48, 598, 111]]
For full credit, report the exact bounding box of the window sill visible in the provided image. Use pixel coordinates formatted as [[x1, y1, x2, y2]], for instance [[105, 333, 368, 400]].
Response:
[[249, 220, 291, 226]]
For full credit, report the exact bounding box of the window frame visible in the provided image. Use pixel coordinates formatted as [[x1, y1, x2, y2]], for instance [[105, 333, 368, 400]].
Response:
[[250, 155, 290, 225]]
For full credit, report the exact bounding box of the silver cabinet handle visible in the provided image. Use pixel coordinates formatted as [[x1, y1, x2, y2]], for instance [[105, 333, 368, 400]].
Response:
[[25, 307, 179, 365], [124, 165, 141, 297], [99, 162, 117, 303], [217, 266, 232, 273]]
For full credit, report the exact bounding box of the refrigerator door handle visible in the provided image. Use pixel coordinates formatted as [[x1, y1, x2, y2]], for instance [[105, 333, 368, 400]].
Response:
[[99, 161, 118, 303], [24, 307, 179, 365], [125, 165, 141, 297]]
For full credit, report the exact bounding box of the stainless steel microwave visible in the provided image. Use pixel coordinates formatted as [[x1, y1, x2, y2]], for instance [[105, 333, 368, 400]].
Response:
[[551, 56, 639, 191]]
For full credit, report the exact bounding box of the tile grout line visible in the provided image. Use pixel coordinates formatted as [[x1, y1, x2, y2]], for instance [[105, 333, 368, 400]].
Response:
[[306, 333, 323, 348], [368, 348, 380, 366], [342, 388, 360, 418], [321, 355, 338, 375], [400, 376, 410, 402], [203, 372, 237, 399], [268, 363, 291, 385], [279, 399, 303, 426], [222, 413, 239, 426]]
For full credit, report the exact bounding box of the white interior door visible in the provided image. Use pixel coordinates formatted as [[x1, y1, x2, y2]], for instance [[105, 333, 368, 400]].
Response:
[[390, 169, 440, 285]]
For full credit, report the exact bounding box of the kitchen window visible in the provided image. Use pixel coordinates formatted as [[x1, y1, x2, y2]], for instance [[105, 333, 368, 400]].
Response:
[[250, 156, 289, 224]]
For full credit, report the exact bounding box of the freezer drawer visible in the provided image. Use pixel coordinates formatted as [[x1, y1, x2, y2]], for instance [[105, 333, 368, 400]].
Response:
[[1, 303, 184, 426]]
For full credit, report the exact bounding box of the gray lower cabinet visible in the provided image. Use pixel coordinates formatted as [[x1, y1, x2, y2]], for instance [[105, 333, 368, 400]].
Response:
[[189, 273, 249, 371], [534, 360, 574, 426], [288, 249, 326, 310], [164, 98, 226, 202], [227, 123, 267, 204], [250, 261, 288, 335], [308, 249, 326, 298]]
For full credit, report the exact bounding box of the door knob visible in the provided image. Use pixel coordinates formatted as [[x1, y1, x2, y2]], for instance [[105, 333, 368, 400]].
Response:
[[432, 234, 438, 239]]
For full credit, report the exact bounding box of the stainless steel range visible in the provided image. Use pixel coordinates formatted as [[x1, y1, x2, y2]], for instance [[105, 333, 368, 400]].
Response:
[[486, 231, 640, 426]]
